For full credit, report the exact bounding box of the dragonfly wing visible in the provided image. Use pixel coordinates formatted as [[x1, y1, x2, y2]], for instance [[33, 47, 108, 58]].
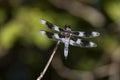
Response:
[[72, 31, 100, 38], [40, 19, 64, 32], [69, 37, 97, 48], [40, 30, 65, 43]]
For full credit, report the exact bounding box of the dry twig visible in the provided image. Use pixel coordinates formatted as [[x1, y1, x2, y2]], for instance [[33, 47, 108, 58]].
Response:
[[37, 41, 60, 80]]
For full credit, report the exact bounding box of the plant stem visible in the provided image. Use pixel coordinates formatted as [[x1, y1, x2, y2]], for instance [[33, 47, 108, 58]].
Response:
[[37, 41, 60, 80]]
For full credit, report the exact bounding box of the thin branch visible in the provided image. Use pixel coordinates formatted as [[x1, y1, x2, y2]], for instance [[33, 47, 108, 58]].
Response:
[[37, 41, 60, 80]]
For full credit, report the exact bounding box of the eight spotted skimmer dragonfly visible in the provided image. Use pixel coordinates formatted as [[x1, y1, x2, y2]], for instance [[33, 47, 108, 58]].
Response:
[[39, 19, 100, 58]]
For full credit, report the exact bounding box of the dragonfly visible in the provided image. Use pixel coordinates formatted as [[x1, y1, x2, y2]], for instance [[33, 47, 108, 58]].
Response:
[[39, 19, 100, 58]]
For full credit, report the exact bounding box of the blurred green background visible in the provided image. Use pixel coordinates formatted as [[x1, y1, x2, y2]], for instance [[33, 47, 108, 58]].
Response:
[[0, 0, 120, 80]]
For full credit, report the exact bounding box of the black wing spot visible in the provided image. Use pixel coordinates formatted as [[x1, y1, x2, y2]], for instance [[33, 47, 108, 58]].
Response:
[[71, 37, 77, 42], [81, 40, 90, 47], [46, 32, 54, 38], [59, 28, 64, 31], [72, 32, 79, 35], [84, 32, 92, 37], [46, 21, 54, 29], [59, 34, 65, 38]]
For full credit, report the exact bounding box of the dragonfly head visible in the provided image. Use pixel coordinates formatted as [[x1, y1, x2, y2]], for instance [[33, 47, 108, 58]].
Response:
[[64, 25, 71, 31]]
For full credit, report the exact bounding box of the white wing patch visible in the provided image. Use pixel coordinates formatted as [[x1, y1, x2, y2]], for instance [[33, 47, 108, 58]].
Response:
[[76, 39, 81, 44], [69, 40, 75, 45], [40, 30, 46, 35], [54, 34, 59, 39], [40, 19, 46, 24], [89, 42, 97, 47], [78, 32, 84, 37], [92, 32, 100, 37], [53, 26, 60, 31]]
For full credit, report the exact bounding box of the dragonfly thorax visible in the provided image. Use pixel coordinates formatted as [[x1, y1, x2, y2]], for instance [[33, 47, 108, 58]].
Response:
[[61, 31, 71, 37], [59, 25, 72, 37], [64, 25, 71, 31]]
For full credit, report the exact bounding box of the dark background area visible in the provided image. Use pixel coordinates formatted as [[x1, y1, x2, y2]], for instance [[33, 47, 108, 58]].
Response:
[[0, 0, 120, 80]]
